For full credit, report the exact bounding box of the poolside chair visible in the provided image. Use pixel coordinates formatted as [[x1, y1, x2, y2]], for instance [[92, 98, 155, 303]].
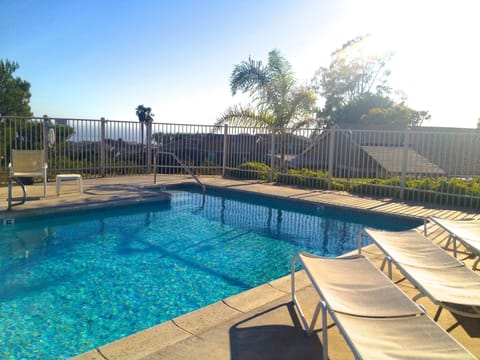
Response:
[[9, 149, 48, 197], [291, 253, 476, 359], [359, 228, 480, 320], [426, 216, 480, 270]]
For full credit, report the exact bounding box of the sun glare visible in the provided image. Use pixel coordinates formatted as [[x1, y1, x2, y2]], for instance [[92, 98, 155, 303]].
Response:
[[338, 0, 480, 127]]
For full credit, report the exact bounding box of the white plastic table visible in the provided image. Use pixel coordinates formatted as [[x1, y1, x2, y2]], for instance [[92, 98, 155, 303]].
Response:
[[56, 174, 83, 195]]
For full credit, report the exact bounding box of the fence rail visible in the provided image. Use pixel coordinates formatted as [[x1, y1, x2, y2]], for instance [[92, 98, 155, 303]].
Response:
[[1, 116, 479, 209]]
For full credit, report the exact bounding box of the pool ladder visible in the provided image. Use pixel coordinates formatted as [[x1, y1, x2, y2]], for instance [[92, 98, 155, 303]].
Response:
[[7, 177, 27, 211], [153, 151, 206, 207]]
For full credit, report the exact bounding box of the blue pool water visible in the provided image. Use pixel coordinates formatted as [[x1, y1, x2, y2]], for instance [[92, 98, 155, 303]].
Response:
[[0, 187, 420, 359]]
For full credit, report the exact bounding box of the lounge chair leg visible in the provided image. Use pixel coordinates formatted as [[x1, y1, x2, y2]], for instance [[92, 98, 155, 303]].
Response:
[[380, 257, 387, 271], [291, 254, 315, 335], [445, 235, 452, 252], [291, 255, 297, 304], [434, 307, 443, 321], [380, 257, 393, 279], [309, 302, 322, 334], [7, 179, 12, 210], [322, 304, 328, 360]]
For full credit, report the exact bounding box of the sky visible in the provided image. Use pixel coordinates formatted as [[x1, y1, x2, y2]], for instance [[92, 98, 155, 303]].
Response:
[[1, 0, 479, 128]]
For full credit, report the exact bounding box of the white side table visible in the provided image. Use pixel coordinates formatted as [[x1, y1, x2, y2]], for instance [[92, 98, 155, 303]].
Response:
[[56, 174, 83, 195]]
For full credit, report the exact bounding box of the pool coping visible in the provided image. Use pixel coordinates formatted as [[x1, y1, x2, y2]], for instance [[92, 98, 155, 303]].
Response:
[[1, 188, 170, 221]]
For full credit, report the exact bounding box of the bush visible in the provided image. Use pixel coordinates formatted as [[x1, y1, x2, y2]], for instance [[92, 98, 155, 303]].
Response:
[[226, 162, 273, 181], [349, 180, 398, 198], [276, 168, 346, 191]]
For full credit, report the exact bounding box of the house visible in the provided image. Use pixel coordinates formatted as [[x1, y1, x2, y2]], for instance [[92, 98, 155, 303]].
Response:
[[290, 126, 446, 178], [410, 127, 480, 176], [153, 131, 311, 168]]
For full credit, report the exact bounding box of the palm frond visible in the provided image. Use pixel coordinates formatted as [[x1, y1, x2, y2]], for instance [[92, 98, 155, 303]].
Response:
[[267, 49, 295, 88], [221, 49, 316, 132], [230, 58, 269, 97], [216, 104, 274, 128]]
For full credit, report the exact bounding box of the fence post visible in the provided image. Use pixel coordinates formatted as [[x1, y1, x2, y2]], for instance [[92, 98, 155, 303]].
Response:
[[42, 115, 49, 165], [222, 124, 228, 177], [400, 128, 410, 201], [328, 127, 335, 190], [100, 117, 106, 177], [270, 128, 275, 182], [146, 121, 152, 173]]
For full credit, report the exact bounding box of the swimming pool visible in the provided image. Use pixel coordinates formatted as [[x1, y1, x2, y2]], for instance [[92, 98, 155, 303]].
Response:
[[0, 187, 420, 359]]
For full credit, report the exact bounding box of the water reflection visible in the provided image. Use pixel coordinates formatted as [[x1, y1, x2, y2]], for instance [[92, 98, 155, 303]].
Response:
[[171, 190, 420, 257]]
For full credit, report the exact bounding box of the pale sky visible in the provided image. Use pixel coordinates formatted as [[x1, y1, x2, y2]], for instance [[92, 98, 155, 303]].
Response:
[[2, 0, 479, 128]]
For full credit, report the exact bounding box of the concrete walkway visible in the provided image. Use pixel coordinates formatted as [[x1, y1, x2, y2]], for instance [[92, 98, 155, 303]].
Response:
[[1, 175, 479, 359]]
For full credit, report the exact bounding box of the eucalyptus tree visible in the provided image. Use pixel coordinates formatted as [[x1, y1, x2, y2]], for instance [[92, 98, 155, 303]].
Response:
[[0, 59, 32, 116], [314, 35, 429, 129], [135, 104, 154, 145], [0, 59, 33, 157], [217, 49, 317, 168]]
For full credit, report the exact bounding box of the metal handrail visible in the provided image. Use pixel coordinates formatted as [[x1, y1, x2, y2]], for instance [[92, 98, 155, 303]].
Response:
[[153, 150, 206, 206], [7, 177, 27, 210]]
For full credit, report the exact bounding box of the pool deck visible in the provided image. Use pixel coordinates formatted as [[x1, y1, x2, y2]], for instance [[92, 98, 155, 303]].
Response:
[[1, 175, 479, 359]]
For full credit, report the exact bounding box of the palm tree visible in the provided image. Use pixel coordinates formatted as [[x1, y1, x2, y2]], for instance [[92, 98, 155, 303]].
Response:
[[135, 104, 154, 145], [217, 49, 316, 168]]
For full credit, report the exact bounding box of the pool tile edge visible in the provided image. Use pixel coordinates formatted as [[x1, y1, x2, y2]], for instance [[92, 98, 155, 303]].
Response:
[[72, 321, 191, 360]]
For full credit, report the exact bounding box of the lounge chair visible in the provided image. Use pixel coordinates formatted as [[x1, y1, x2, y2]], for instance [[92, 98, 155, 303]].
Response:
[[9, 149, 48, 197], [359, 228, 480, 320], [291, 253, 476, 359], [426, 216, 480, 270]]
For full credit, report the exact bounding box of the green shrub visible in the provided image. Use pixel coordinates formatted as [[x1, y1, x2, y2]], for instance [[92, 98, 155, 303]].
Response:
[[226, 162, 273, 181], [435, 178, 468, 195], [276, 168, 345, 190], [349, 179, 398, 198]]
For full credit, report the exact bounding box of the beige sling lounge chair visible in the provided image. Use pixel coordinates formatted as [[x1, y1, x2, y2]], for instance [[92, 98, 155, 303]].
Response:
[[360, 228, 480, 320], [426, 216, 480, 270], [291, 253, 476, 359], [9, 149, 48, 197]]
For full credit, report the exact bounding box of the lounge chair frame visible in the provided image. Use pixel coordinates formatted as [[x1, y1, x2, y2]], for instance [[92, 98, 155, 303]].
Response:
[[425, 216, 480, 270], [291, 253, 475, 359], [359, 228, 480, 320], [291, 254, 329, 356]]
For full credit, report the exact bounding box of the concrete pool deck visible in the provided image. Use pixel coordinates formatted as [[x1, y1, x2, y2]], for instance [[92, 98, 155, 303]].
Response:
[[1, 175, 479, 359]]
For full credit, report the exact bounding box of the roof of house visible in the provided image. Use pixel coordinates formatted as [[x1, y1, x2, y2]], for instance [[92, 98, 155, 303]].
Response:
[[361, 146, 445, 175]]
